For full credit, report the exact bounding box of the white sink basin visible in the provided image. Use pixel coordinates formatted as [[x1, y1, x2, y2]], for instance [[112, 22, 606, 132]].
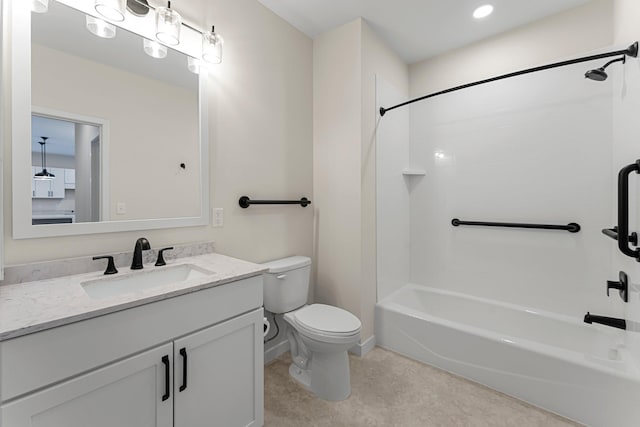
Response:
[[81, 264, 214, 299]]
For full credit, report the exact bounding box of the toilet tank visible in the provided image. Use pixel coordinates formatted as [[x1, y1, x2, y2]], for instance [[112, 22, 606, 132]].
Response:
[[262, 256, 311, 313]]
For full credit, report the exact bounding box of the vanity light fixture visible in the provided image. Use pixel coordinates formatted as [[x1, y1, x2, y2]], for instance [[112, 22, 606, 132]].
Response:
[[86, 15, 117, 39], [34, 137, 55, 180], [143, 38, 168, 59], [202, 26, 223, 64], [473, 4, 494, 19], [95, 0, 126, 22], [155, 1, 182, 46], [31, 0, 49, 13]]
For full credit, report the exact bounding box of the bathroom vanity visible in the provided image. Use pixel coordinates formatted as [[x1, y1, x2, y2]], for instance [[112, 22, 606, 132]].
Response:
[[0, 253, 266, 427]]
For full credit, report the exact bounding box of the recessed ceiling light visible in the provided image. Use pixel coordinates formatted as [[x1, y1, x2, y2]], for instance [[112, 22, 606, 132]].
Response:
[[473, 4, 494, 19]]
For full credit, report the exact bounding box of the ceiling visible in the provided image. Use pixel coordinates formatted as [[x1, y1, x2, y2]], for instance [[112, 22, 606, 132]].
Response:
[[256, 0, 593, 64]]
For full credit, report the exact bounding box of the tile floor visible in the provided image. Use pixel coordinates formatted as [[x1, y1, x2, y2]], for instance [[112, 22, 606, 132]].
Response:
[[264, 347, 582, 427]]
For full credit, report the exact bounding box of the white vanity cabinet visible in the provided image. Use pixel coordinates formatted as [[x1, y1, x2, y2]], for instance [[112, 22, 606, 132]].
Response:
[[0, 275, 264, 427], [174, 310, 263, 427], [2, 343, 174, 427]]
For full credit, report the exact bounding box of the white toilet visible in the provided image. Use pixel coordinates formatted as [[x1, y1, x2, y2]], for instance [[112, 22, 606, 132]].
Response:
[[262, 256, 361, 401]]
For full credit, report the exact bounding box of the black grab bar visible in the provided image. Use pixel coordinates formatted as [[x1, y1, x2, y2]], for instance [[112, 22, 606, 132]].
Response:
[[615, 160, 640, 261], [239, 196, 311, 209], [451, 218, 580, 233]]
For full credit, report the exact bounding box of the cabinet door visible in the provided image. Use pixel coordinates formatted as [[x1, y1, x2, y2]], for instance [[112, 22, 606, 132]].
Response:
[[1, 343, 173, 427], [174, 308, 264, 427], [33, 178, 51, 198], [49, 167, 66, 198]]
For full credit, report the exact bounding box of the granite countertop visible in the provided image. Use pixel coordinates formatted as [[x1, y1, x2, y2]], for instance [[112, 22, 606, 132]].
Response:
[[0, 253, 267, 341]]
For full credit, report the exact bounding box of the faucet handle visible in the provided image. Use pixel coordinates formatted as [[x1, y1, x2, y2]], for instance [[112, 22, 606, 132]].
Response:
[[606, 271, 628, 302], [155, 247, 174, 266], [93, 256, 118, 275]]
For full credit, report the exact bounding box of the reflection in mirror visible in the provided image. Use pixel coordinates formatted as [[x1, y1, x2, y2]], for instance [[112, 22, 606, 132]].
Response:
[[31, 113, 103, 225], [12, 2, 208, 238]]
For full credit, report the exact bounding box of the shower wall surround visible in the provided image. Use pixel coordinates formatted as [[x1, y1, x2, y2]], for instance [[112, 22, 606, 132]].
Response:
[[377, 52, 617, 317], [407, 59, 615, 318]]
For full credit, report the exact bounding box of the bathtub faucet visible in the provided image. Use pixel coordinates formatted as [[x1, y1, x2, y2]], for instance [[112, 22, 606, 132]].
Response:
[[583, 312, 626, 330]]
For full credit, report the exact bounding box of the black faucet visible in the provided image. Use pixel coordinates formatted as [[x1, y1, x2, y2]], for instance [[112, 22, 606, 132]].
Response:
[[131, 237, 151, 270], [584, 312, 626, 330]]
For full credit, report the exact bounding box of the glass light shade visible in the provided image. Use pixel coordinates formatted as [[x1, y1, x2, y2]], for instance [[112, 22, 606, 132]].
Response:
[[86, 15, 116, 39], [143, 38, 168, 59], [156, 4, 181, 46], [95, 0, 126, 22], [202, 27, 223, 64], [187, 57, 201, 74], [31, 0, 49, 13]]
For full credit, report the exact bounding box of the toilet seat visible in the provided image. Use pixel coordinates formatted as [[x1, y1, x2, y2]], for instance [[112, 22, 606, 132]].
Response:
[[286, 304, 361, 344]]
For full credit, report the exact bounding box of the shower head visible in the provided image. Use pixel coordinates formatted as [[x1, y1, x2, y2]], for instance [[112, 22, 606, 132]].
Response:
[[585, 55, 626, 81], [585, 56, 626, 81], [585, 67, 609, 81]]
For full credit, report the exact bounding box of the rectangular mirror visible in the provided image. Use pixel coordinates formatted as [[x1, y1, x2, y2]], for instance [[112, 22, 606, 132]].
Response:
[[11, 0, 209, 238]]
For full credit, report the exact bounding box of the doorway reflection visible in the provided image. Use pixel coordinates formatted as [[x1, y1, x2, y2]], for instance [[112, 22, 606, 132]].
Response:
[[31, 114, 101, 225]]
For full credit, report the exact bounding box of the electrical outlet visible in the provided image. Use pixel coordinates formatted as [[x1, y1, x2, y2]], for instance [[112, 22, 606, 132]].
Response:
[[116, 202, 126, 215], [212, 208, 223, 227]]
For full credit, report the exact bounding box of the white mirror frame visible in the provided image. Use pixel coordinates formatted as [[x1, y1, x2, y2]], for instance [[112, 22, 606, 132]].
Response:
[[9, 0, 210, 239]]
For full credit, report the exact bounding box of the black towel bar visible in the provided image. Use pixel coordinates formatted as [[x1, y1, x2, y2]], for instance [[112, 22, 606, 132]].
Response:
[[239, 196, 311, 209], [451, 218, 580, 233]]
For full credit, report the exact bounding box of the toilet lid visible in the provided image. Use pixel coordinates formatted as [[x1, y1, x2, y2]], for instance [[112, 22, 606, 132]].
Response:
[[293, 304, 361, 336]]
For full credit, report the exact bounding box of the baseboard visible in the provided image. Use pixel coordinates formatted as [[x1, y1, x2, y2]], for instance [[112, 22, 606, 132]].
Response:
[[349, 334, 376, 357], [264, 339, 290, 364]]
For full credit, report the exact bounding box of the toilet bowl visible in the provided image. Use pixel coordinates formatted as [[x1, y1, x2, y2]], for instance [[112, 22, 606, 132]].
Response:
[[262, 256, 361, 401]]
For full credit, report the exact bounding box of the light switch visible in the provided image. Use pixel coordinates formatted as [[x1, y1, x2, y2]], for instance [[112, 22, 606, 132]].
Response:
[[116, 202, 126, 215], [212, 208, 223, 227]]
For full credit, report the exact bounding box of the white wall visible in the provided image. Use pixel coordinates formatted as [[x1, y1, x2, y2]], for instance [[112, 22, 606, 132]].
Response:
[[313, 19, 363, 326], [375, 77, 410, 301], [2, 0, 313, 265], [313, 18, 408, 341]]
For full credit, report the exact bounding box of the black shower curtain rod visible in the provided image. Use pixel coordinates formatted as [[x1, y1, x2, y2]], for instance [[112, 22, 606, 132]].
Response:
[[379, 41, 639, 117]]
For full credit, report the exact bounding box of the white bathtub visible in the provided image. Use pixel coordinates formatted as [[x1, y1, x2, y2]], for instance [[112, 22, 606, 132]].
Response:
[[375, 284, 640, 427]]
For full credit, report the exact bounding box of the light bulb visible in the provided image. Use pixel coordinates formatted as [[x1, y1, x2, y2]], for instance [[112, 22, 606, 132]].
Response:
[[86, 15, 116, 39], [143, 38, 168, 59], [187, 57, 201, 74]]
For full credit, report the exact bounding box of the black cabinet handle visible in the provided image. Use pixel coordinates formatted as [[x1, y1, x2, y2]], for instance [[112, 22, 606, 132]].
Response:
[[161, 355, 170, 401], [617, 160, 640, 261], [179, 348, 188, 392]]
